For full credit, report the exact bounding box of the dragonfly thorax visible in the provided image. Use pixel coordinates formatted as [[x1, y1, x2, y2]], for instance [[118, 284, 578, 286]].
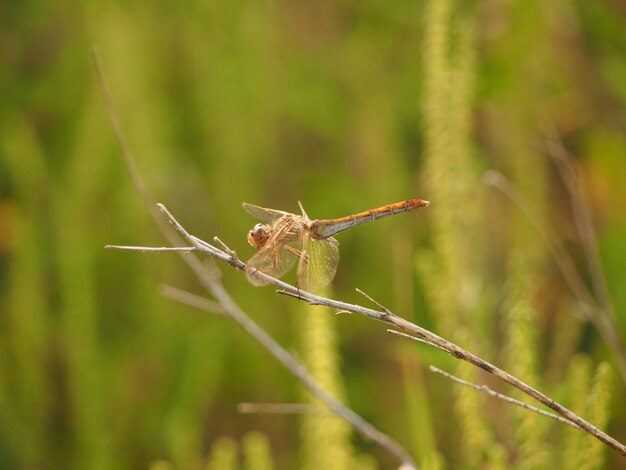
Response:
[[247, 223, 271, 249]]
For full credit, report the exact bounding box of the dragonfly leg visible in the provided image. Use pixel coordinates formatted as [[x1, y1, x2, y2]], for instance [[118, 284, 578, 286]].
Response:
[[272, 245, 281, 269], [284, 245, 309, 263]]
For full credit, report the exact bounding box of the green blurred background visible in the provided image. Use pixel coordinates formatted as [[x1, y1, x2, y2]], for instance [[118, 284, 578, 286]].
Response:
[[2, 0, 626, 468]]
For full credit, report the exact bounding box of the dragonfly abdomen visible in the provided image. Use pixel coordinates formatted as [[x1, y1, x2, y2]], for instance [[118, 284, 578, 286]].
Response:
[[310, 199, 429, 239]]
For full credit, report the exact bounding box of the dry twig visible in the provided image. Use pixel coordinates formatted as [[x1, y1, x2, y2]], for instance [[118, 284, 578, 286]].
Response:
[[93, 48, 417, 469], [94, 46, 626, 462], [427, 366, 582, 430], [109, 204, 626, 458], [159, 284, 226, 316]]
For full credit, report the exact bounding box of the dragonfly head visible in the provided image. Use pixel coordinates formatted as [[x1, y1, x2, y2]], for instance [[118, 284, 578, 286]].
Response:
[[247, 223, 270, 249]]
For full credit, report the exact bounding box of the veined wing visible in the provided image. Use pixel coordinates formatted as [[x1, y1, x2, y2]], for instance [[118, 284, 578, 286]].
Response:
[[242, 202, 291, 223], [245, 216, 302, 285], [245, 241, 300, 286], [296, 235, 340, 293]]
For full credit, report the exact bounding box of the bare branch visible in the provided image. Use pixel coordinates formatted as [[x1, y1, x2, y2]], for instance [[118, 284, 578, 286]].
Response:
[[213, 236, 241, 263], [428, 366, 582, 430], [106, 245, 197, 253], [159, 285, 226, 316], [92, 48, 167, 236], [110, 202, 626, 458], [93, 49, 417, 469], [156, 204, 238, 263], [356, 288, 393, 316], [96, 45, 625, 463], [387, 329, 450, 354]]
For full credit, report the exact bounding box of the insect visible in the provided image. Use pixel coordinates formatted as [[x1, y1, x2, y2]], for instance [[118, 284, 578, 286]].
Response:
[[243, 199, 430, 292]]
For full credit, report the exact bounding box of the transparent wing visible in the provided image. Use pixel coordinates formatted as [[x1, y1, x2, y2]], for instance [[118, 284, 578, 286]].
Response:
[[296, 236, 340, 293], [245, 217, 302, 285], [242, 202, 290, 223], [245, 242, 299, 285]]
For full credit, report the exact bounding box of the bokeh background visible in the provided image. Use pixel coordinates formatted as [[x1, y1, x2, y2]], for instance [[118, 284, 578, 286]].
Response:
[[2, 0, 626, 468]]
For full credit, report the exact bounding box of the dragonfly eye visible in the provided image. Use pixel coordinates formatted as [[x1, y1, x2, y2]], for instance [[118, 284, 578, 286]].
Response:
[[247, 223, 270, 248]]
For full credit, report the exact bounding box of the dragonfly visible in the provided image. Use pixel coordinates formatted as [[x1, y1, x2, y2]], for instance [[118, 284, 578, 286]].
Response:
[[243, 198, 430, 292]]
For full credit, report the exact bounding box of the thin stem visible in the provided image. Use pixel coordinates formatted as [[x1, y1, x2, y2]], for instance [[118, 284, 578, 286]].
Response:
[[387, 329, 450, 354], [113, 236, 417, 467], [106, 245, 198, 253], [116, 207, 626, 457], [159, 285, 225, 316], [92, 48, 164, 234], [287, 285, 626, 456], [96, 45, 625, 462], [93, 49, 417, 469], [428, 366, 582, 430]]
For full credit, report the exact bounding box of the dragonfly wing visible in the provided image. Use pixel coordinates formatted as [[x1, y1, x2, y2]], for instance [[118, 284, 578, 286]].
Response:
[[245, 243, 299, 285], [242, 202, 290, 223], [245, 217, 301, 285], [296, 236, 340, 293]]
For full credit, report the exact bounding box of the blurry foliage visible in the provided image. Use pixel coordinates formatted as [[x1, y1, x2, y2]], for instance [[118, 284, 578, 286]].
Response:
[[1, 0, 626, 468]]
